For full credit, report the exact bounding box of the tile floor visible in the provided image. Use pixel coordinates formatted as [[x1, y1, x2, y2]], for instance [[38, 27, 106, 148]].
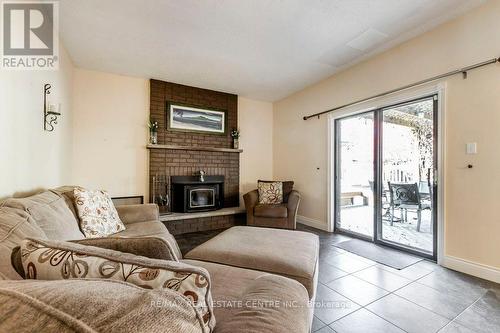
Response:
[[300, 224, 500, 333], [174, 224, 500, 333]]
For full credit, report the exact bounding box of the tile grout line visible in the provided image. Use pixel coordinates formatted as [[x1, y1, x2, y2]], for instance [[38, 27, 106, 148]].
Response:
[[320, 275, 411, 333], [435, 293, 485, 333], [320, 273, 409, 331], [362, 307, 411, 333], [312, 315, 327, 333], [318, 235, 469, 332], [340, 265, 413, 292], [321, 266, 444, 332], [361, 275, 449, 333], [391, 269, 478, 319], [324, 262, 487, 333], [315, 228, 500, 333], [399, 268, 490, 328], [369, 270, 456, 324], [320, 253, 492, 333]]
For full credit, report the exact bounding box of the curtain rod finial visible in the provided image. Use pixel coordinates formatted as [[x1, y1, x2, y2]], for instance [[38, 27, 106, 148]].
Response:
[[303, 116, 308, 120]]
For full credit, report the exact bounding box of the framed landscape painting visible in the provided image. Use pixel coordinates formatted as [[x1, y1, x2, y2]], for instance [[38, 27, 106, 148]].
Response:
[[167, 102, 227, 135]]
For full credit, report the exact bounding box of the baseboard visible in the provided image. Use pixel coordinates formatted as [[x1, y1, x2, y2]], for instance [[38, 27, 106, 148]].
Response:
[[297, 215, 330, 232], [442, 255, 500, 284]]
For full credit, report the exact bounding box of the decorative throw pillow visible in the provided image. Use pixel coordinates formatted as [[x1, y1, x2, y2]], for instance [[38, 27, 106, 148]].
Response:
[[73, 187, 125, 238], [19, 238, 215, 333], [258, 181, 283, 204], [259, 180, 294, 203]]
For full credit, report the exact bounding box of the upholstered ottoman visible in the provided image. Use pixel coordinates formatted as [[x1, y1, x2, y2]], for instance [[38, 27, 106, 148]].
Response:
[[185, 226, 319, 299]]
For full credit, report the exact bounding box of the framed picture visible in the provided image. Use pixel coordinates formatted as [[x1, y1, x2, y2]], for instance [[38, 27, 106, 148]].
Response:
[[166, 102, 227, 135]]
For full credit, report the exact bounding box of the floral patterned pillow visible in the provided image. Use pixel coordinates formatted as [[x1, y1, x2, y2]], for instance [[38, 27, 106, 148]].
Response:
[[258, 181, 283, 204], [20, 238, 216, 333], [73, 187, 125, 238]]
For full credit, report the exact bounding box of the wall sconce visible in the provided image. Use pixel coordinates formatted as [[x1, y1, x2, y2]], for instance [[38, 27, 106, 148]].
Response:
[[43, 83, 61, 132]]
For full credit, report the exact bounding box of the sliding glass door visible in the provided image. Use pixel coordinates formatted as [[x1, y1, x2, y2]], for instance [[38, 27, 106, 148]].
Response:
[[377, 96, 437, 256], [335, 95, 438, 259], [335, 112, 375, 239]]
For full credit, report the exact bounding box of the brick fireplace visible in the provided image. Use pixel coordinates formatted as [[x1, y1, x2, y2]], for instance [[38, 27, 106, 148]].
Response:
[[149, 79, 244, 234]]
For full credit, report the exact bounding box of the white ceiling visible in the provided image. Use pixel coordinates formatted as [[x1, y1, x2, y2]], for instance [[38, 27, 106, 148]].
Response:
[[60, 0, 485, 101]]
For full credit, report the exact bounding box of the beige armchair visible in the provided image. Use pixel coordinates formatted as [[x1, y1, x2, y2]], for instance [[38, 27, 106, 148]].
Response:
[[243, 188, 301, 230]]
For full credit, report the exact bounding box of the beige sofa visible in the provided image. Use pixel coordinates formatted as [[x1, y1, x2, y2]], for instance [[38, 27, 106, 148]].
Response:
[[0, 186, 318, 333]]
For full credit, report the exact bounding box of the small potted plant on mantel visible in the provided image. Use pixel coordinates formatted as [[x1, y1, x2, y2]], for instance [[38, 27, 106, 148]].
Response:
[[231, 129, 240, 149], [149, 120, 159, 144]]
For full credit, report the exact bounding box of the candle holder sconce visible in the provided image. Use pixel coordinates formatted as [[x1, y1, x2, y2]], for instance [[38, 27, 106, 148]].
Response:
[[44, 84, 61, 132]]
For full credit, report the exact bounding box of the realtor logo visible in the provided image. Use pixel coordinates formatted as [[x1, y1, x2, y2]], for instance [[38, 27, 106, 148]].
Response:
[[1, 1, 59, 69]]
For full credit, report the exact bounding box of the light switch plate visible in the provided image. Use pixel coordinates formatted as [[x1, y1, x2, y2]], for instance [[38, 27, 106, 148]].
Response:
[[466, 142, 477, 154]]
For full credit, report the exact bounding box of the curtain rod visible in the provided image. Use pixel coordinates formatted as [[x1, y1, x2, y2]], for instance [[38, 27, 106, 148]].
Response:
[[303, 56, 500, 120]]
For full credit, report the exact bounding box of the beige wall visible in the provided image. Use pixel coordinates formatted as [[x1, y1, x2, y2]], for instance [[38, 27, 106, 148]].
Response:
[[0, 45, 74, 198], [71, 69, 149, 198], [238, 97, 274, 205], [71, 71, 273, 203], [274, 0, 500, 271]]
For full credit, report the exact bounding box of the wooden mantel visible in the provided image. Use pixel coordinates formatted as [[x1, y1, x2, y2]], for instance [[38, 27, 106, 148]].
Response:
[[146, 144, 243, 153]]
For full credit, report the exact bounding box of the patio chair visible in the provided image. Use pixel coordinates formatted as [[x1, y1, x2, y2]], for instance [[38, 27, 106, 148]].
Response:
[[369, 180, 392, 220], [388, 182, 431, 232]]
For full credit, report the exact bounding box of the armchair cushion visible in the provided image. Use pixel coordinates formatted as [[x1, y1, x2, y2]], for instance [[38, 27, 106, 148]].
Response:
[[254, 204, 288, 218], [244, 186, 300, 230]]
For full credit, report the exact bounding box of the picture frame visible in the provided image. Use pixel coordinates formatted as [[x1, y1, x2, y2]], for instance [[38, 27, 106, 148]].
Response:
[[166, 102, 227, 135]]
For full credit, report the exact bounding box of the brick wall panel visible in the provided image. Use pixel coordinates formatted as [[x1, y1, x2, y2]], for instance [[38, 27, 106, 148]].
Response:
[[149, 79, 241, 232]]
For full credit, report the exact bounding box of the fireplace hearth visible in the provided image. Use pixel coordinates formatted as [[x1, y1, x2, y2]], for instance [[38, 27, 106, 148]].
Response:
[[171, 175, 224, 213]]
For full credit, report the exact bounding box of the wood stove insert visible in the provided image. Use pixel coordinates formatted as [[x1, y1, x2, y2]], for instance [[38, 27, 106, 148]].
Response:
[[171, 175, 224, 213]]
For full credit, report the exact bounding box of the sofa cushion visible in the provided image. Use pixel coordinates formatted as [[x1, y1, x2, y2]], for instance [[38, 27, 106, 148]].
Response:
[[182, 259, 267, 322], [112, 221, 182, 259], [0, 279, 206, 333], [185, 226, 319, 299], [74, 187, 126, 238], [257, 181, 283, 204], [215, 274, 310, 333], [11, 236, 180, 278], [183, 260, 310, 333], [2, 191, 84, 240], [0, 206, 48, 280], [72, 236, 179, 261], [19, 238, 215, 332], [51, 186, 80, 222], [254, 204, 288, 218], [115, 204, 160, 225]]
